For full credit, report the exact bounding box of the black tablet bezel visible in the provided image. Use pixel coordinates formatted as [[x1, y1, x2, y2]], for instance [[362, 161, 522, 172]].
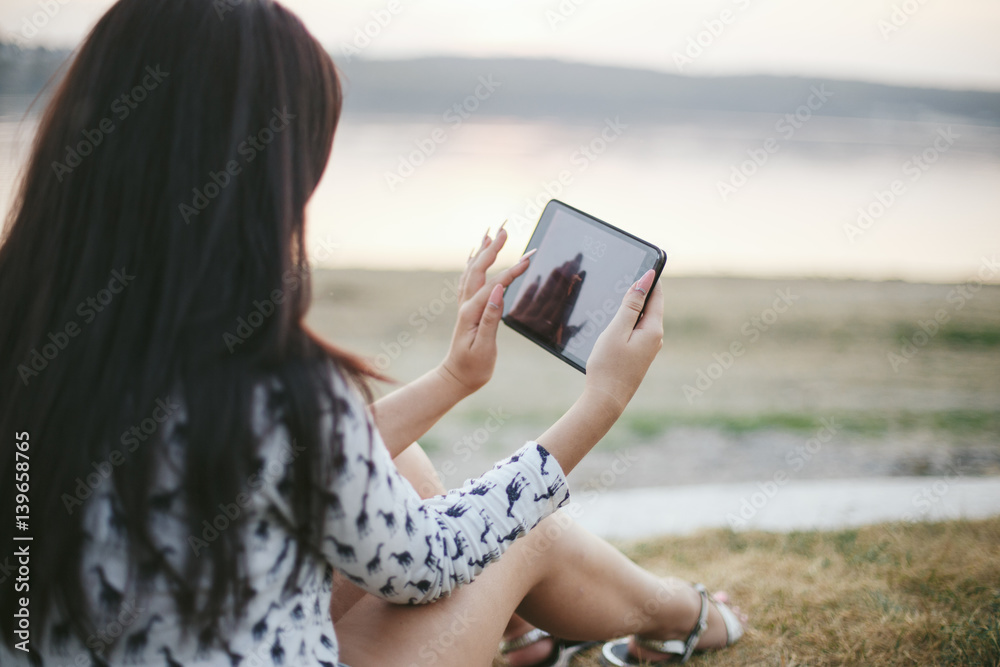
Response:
[[501, 199, 667, 373]]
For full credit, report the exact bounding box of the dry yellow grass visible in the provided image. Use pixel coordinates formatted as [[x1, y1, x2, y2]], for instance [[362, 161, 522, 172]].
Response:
[[501, 518, 1000, 667]]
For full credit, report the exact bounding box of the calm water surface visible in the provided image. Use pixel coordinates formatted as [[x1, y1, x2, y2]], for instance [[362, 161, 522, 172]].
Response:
[[3, 97, 998, 283]]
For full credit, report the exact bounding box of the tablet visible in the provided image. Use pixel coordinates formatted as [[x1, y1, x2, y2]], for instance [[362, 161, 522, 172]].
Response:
[[502, 200, 666, 372]]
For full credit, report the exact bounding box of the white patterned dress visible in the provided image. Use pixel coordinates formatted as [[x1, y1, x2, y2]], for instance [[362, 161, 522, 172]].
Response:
[[3, 367, 569, 666]]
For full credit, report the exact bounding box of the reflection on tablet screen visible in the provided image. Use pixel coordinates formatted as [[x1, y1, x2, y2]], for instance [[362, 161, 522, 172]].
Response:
[[506, 208, 647, 366]]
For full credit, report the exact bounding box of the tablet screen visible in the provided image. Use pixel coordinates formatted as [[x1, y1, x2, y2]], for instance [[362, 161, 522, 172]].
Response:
[[502, 200, 664, 371]]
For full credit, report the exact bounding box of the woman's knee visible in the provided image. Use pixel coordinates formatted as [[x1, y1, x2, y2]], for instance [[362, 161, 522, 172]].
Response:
[[504, 511, 581, 578], [393, 442, 447, 498]]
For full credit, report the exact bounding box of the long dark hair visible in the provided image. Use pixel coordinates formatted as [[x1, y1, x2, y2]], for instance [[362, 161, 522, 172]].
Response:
[[0, 0, 372, 651]]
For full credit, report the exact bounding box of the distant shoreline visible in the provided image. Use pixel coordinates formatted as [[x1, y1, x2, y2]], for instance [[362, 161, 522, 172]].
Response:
[[310, 267, 1000, 289]]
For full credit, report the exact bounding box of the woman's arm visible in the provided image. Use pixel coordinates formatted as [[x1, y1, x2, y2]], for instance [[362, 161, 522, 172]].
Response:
[[329, 442, 447, 623], [536, 270, 663, 475], [371, 225, 533, 456], [315, 271, 662, 606], [313, 371, 569, 605], [369, 366, 473, 458]]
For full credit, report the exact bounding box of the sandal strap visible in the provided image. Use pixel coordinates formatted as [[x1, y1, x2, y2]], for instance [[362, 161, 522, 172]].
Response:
[[635, 583, 710, 663], [714, 597, 745, 645], [499, 627, 552, 654]]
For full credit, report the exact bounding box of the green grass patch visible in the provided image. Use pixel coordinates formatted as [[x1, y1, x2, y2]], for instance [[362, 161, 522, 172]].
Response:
[[892, 322, 1000, 348], [940, 326, 1000, 348], [618, 409, 1000, 439]]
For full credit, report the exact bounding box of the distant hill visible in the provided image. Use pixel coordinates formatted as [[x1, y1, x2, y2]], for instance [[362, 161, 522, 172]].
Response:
[[2, 42, 998, 125], [0, 41, 69, 96], [338, 57, 1000, 125]]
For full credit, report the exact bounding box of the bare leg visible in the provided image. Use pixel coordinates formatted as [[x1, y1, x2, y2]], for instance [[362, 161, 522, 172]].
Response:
[[331, 444, 574, 664], [386, 444, 556, 664], [336, 510, 734, 667], [500, 614, 555, 666], [333, 444, 739, 666], [390, 442, 449, 499]]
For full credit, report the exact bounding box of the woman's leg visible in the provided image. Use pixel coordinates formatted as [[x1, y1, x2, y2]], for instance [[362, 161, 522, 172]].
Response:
[[335, 511, 733, 667], [379, 443, 557, 665], [334, 443, 740, 666]]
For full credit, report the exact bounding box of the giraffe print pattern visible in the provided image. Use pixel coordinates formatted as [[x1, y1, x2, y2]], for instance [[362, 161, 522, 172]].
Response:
[[3, 367, 568, 667]]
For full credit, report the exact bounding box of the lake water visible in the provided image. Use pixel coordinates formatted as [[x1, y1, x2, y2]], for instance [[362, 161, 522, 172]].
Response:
[[3, 97, 999, 283]]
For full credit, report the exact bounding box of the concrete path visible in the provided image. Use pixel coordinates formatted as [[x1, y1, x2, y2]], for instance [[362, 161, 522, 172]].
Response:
[[568, 476, 1000, 540]]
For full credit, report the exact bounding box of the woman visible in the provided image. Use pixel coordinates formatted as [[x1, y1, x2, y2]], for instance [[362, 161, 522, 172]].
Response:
[[0, 1, 744, 665]]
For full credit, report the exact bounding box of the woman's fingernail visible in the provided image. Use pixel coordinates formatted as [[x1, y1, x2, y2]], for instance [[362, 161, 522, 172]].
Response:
[[634, 269, 655, 294], [498, 219, 507, 234], [488, 284, 503, 309], [519, 248, 538, 263], [481, 227, 491, 248]]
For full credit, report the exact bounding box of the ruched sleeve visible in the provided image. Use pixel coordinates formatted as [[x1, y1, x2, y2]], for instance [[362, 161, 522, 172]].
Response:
[[291, 370, 571, 604]]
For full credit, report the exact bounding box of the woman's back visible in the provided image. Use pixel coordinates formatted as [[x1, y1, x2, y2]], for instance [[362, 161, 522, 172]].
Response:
[[3, 362, 567, 666], [0, 0, 360, 655]]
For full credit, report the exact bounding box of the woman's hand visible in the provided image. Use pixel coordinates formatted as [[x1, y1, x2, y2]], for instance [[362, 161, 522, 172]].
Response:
[[439, 224, 533, 394], [370, 226, 532, 455], [583, 269, 664, 415]]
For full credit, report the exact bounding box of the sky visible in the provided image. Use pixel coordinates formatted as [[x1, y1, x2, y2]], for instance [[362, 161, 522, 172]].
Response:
[[2, 0, 999, 90]]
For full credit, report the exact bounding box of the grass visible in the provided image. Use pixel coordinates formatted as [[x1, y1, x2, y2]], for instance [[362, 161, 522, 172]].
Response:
[[892, 323, 1000, 349], [556, 518, 1000, 667], [618, 409, 1000, 440], [940, 327, 1000, 348], [451, 408, 1000, 440]]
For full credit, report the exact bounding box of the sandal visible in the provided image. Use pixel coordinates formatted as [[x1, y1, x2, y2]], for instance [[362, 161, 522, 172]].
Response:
[[499, 627, 598, 667], [600, 583, 744, 665]]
